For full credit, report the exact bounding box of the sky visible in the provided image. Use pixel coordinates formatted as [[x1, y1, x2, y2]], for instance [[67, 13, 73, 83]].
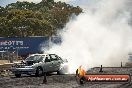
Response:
[[0, 0, 96, 7], [0, 0, 17, 7], [0, 0, 70, 7]]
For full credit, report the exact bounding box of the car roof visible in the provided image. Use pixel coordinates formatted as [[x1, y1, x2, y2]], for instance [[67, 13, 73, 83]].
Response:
[[29, 53, 56, 56]]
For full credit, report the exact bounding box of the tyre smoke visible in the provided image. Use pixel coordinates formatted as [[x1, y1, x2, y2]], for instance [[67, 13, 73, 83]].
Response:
[[47, 0, 132, 73]]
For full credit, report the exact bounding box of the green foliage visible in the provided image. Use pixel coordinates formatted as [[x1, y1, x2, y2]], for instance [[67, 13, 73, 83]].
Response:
[[0, 1, 82, 37]]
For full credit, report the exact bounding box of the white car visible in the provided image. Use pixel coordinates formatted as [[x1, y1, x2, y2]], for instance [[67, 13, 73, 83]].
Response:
[[11, 54, 68, 77]]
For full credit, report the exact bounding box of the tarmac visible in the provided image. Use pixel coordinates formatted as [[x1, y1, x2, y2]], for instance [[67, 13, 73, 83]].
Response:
[[0, 67, 132, 88]]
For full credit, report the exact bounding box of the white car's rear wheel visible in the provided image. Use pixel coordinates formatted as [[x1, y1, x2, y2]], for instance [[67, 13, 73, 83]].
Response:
[[57, 66, 68, 75]]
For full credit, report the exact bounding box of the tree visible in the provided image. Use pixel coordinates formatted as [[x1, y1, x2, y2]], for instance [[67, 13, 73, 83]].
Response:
[[0, 1, 82, 37]]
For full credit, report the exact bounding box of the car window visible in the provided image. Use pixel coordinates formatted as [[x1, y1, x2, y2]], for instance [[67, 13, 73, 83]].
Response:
[[45, 56, 51, 62], [58, 56, 62, 60], [25, 55, 41, 61], [50, 54, 59, 61], [25, 55, 45, 63], [128, 55, 132, 61], [38, 56, 44, 62]]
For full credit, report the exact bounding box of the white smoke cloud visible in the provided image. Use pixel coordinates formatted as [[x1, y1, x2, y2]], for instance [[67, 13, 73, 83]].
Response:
[[47, 0, 132, 73]]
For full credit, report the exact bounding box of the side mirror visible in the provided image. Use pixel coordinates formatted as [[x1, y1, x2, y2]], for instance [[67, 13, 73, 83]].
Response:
[[21, 60, 26, 64], [45, 59, 50, 63]]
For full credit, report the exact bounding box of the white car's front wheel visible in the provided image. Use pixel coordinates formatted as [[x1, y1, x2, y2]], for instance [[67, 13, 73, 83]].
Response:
[[35, 67, 43, 76]]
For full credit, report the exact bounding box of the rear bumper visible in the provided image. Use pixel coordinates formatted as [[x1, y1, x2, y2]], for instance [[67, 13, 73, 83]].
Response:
[[11, 67, 36, 74]]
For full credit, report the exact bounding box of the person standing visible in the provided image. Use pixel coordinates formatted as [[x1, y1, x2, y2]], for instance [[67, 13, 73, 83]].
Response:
[[43, 72, 47, 84]]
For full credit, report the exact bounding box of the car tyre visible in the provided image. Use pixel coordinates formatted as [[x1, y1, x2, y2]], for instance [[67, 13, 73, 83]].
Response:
[[35, 67, 43, 77], [57, 66, 68, 75], [15, 74, 21, 77]]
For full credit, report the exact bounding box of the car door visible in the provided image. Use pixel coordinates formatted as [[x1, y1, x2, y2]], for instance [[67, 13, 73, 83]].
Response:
[[43, 55, 53, 72], [49, 54, 61, 71]]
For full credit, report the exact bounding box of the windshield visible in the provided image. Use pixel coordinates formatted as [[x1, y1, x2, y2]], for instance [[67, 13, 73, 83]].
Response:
[[128, 55, 132, 61], [25, 55, 44, 62]]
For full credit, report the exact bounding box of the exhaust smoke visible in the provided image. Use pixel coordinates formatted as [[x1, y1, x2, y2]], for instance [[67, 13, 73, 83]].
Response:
[[47, 0, 132, 73]]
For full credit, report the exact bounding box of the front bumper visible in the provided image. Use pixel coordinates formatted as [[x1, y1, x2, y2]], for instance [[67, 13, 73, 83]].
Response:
[[11, 67, 36, 74]]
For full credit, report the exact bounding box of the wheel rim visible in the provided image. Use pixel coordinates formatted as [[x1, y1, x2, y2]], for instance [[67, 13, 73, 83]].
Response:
[[38, 68, 43, 76]]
